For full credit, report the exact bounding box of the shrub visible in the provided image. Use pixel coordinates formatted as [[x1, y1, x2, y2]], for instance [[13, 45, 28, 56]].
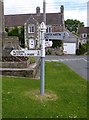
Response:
[[77, 43, 89, 55]]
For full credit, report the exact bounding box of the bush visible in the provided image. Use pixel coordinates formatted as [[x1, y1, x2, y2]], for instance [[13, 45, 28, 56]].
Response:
[[77, 43, 89, 55], [52, 40, 62, 48], [46, 49, 52, 55], [28, 57, 35, 64]]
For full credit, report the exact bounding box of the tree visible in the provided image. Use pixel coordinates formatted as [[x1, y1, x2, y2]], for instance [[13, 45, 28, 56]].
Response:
[[8, 26, 19, 36], [65, 19, 84, 33], [18, 26, 25, 48], [5, 26, 25, 48]]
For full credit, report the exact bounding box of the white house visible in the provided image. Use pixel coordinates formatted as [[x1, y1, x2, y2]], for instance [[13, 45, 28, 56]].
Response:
[[63, 30, 79, 54]]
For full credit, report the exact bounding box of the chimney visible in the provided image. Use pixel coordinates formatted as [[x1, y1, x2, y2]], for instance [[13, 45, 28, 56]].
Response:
[[36, 7, 40, 15], [60, 5, 65, 31], [43, 0, 46, 24], [60, 5, 64, 14]]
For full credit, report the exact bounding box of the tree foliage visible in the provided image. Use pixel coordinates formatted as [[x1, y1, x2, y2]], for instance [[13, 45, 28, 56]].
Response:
[[76, 43, 89, 55], [52, 40, 62, 48], [5, 26, 25, 48], [65, 19, 84, 33]]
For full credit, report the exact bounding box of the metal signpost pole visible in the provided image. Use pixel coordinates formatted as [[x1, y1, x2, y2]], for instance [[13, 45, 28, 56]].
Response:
[[40, 22, 46, 95]]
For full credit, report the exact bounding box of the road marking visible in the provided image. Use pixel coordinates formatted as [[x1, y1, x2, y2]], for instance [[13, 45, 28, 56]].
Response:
[[46, 60, 59, 62], [46, 58, 88, 62], [81, 58, 89, 62]]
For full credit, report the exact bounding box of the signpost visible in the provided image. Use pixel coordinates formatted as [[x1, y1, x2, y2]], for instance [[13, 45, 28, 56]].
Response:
[[10, 22, 47, 96], [45, 32, 69, 40], [40, 22, 46, 95], [10, 22, 70, 96], [10, 50, 41, 57]]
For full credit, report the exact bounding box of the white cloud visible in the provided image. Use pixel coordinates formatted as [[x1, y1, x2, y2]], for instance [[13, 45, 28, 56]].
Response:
[[4, 0, 55, 14], [4, 0, 43, 14], [4, 0, 87, 26]]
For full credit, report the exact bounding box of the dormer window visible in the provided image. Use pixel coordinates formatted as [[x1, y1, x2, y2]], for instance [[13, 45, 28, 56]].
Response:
[[28, 24, 35, 33]]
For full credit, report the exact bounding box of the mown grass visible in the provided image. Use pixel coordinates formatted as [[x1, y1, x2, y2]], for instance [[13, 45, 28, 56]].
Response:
[[0, 76, 2, 120], [2, 62, 87, 118]]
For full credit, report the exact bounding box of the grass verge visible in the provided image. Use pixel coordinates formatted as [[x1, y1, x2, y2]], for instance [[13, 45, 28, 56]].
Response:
[[2, 62, 87, 118]]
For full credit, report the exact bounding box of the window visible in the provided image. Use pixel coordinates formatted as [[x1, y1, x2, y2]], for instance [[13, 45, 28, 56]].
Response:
[[28, 24, 35, 33], [81, 34, 87, 38], [83, 34, 87, 38], [46, 25, 52, 33]]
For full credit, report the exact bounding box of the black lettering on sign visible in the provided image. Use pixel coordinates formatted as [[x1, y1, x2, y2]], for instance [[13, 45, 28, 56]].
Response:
[[15, 51, 25, 56], [30, 54, 34, 56]]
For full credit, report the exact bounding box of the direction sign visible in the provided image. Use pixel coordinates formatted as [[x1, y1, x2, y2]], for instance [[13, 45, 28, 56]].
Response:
[[45, 32, 69, 40], [10, 49, 41, 57]]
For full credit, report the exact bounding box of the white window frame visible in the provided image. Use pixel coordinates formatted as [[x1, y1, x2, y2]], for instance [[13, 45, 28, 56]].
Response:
[[46, 25, 52, 33], [82, 33, 87, 38], [28, 24, 35, 33]]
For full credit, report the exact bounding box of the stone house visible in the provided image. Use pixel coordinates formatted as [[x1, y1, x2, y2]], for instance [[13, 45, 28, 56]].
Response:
[[24, 15, 40, 49], [4, 5, 65, 49], [78, 27, 89, 44]]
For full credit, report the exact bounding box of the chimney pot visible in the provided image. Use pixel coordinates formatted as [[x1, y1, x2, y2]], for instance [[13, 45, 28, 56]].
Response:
[[36, 7, 40, 15]]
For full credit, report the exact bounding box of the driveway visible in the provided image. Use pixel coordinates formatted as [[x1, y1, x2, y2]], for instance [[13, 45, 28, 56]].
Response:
[[45, 55, 88, 80]]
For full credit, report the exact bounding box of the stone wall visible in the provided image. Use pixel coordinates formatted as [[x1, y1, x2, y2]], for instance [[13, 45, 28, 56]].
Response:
[[2, 69, 34, 78], [1, 58, 40, 78], [2, 36, 20, 57], [1, 61, 29, 68]]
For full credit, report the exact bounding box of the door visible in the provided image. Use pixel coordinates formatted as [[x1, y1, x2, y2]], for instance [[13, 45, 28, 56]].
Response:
[[29, 39, 35, 49]]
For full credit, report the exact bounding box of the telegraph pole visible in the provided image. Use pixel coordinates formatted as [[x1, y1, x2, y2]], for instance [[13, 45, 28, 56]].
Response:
[[43, 0, 46, 24], [0, 0, 5, 34]]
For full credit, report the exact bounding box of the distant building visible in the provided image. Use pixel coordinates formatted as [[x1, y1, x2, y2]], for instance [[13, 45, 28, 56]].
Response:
[[4, 4, 79, 55], [63, 30, 79, 54], [78, 27, 89, 44], [4, 5, 65, 49], [5, 6, 65, 31]]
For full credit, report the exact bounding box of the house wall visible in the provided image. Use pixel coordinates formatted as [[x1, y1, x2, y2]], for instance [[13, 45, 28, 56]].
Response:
[[24, 17, 40, 49], [80, 33, 87, 44], [52, 25, 64, 32], [63, 43, 76, 54]]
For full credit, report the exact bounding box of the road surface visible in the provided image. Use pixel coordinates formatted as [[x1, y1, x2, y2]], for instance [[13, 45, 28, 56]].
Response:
[[45, 55, 88, 80]]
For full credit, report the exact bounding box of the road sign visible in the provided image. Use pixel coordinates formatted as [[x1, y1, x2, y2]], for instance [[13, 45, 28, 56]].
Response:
[[45, 32, 69, 40], [10, 49, 41, 57]]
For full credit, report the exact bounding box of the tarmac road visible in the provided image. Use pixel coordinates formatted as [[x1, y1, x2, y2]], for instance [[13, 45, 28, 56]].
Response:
[[45, 55, 88, 80]]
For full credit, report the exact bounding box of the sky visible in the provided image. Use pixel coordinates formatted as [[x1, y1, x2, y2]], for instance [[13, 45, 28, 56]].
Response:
[[4, 0, 88, 26]]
